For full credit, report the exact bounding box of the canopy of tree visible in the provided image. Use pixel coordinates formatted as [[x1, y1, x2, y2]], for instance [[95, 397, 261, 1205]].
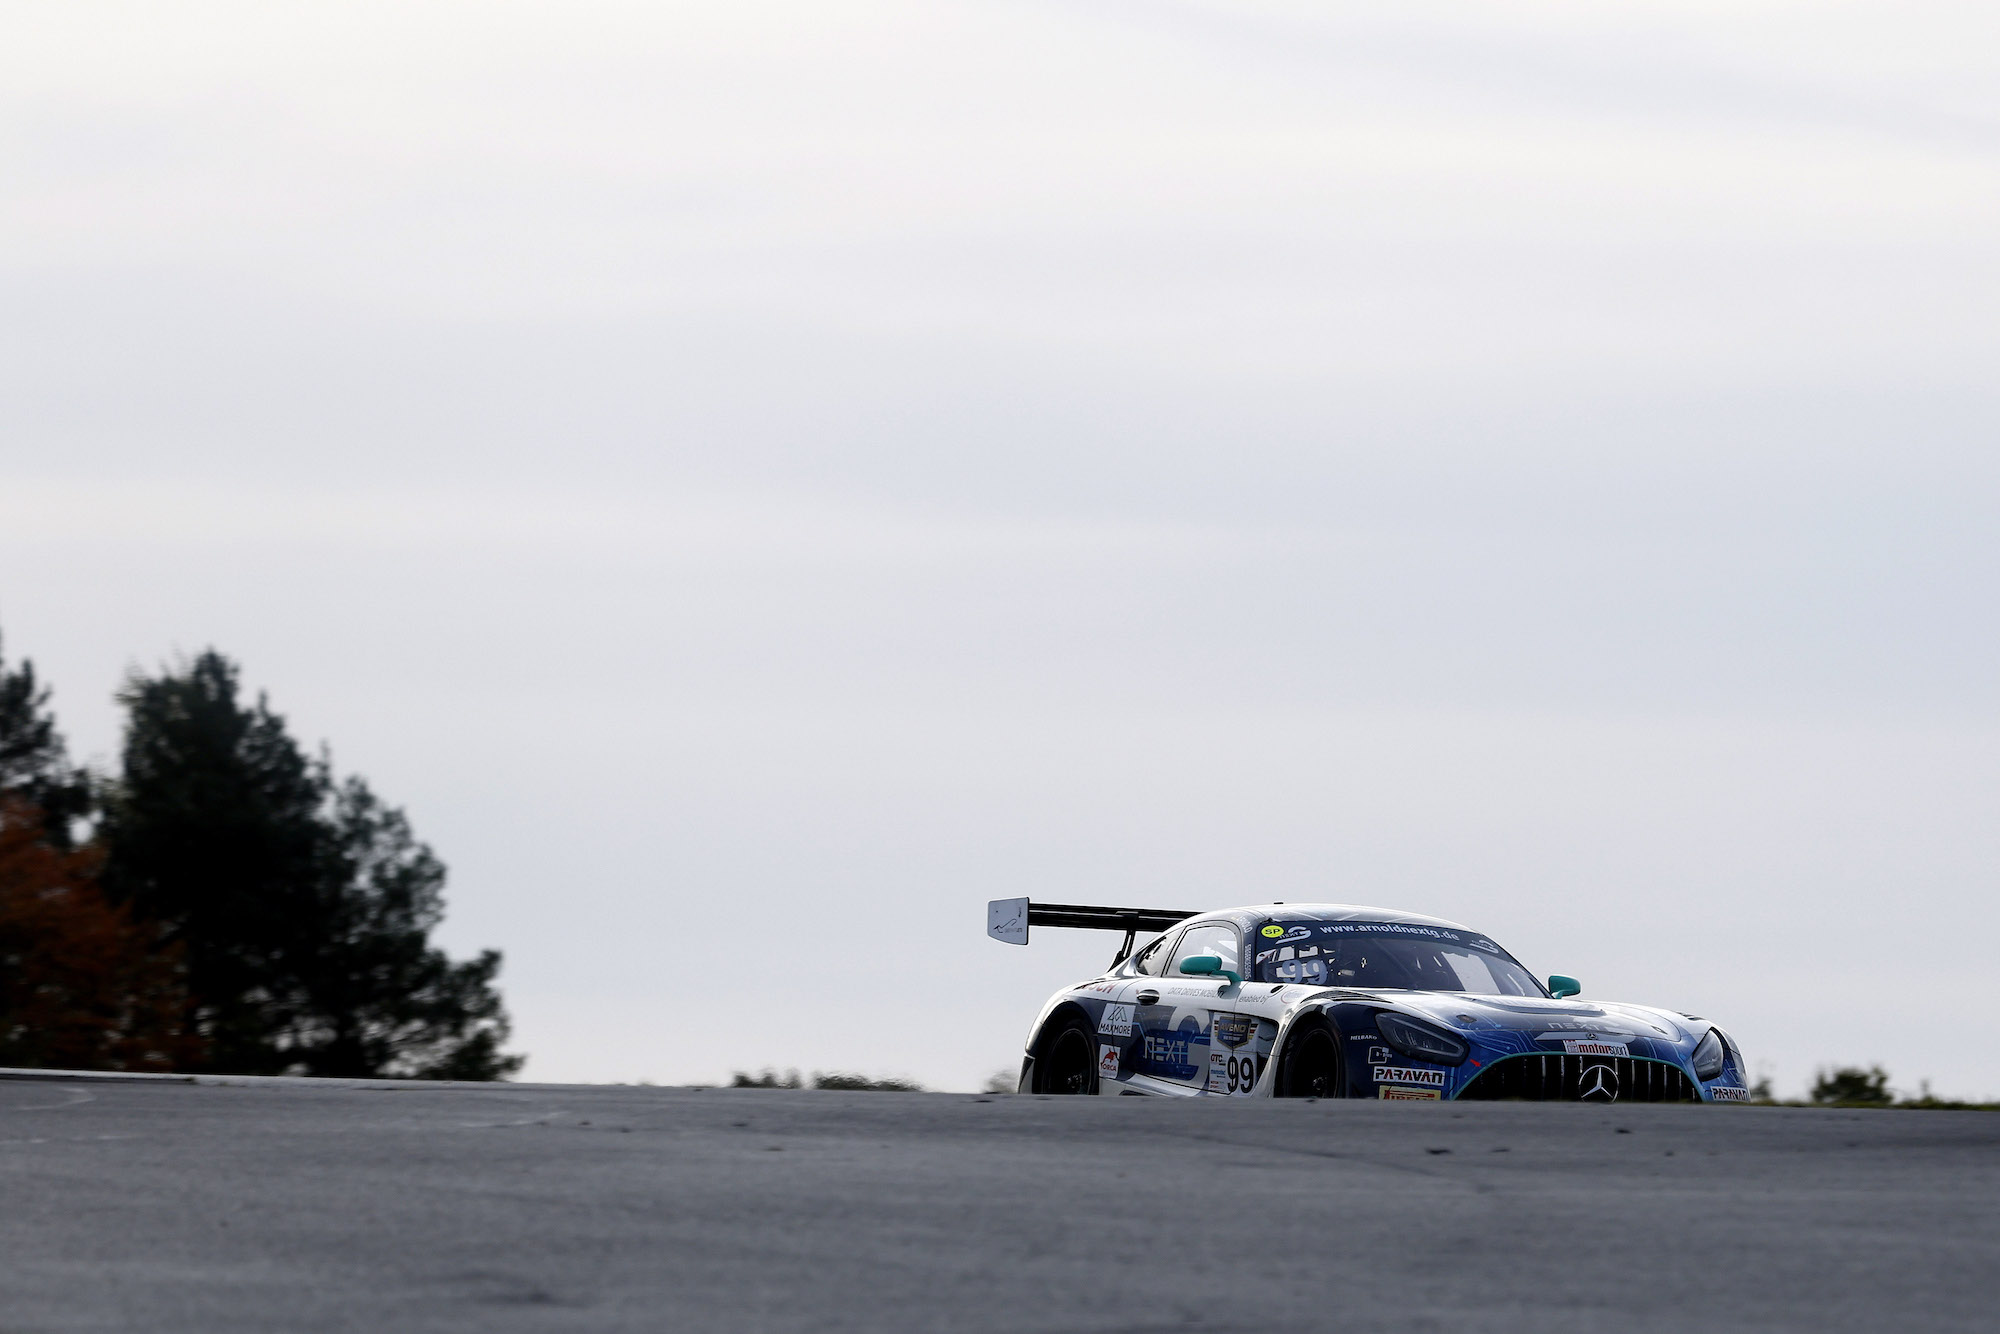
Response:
[[0, 634, 520, 1080], [1811, 1066, 1893, 1106]]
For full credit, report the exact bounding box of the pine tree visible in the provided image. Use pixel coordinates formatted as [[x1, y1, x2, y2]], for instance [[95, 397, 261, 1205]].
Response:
[[0, 634, 93, 843], [99, 652, 326, 1071]]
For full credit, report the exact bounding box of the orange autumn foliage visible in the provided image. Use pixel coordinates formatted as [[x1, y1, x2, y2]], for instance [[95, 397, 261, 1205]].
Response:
[[0, 799, 201, 1071]]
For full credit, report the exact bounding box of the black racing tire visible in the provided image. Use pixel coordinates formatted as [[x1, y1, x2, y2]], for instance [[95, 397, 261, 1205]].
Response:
[[1032, 1011, 1100, 1095], [1275, 1015, 1345, 1099]]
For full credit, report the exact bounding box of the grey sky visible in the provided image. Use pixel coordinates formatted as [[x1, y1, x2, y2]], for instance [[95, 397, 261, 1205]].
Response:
[[3, 1, 1996, 1094]]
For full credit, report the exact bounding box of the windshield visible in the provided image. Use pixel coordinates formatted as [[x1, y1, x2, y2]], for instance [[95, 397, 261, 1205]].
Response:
[[1250, 920, 1545, 996]]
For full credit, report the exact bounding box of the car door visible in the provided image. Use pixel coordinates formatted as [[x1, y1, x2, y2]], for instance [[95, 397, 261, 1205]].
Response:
[[1090, 930, 1173, 1088], [1179, 923, 1268, 1095], [1131, 922, 1243, 1092]]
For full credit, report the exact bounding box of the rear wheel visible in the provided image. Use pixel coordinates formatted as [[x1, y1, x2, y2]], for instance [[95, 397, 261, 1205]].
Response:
[[1276, 1016, 1344, 1098], [1032, 1012, 1100, 1095]]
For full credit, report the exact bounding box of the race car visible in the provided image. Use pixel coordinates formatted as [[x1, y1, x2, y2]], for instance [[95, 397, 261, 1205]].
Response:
[[989, 899, 1751, 1103]]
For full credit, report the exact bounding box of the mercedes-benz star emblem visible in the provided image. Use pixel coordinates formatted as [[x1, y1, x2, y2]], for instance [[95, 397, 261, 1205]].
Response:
[[1578, 1062, 1620, 1103]]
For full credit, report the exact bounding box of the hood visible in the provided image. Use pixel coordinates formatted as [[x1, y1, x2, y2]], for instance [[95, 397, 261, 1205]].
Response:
[[1375, 991, 1702, 1050]]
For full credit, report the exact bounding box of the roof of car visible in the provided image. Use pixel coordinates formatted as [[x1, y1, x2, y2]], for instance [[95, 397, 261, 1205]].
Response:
[[1198, 903, 1476, 933]]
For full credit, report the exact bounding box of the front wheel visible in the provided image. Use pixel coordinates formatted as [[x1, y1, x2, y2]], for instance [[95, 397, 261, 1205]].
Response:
[[1032, 1012, 1100, 1095], [1275, 1016, 1345, 1098]]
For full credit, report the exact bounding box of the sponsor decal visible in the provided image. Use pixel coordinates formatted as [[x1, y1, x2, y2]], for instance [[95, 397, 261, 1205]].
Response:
[[1097, 1004, 1135, 1038], [1537, 1023, 1646, 1042], [1316, 922, 1462, 942], [1142, 1032, 1201, 1079], [1347, 1033, 1380, 1042], [1080, 982, 1117, 994], [1098, 1045, 1121, 1079], [1367, 1046, 1392, 1065], [1372, 1066, 1446, 1087], [1379, 1087, 1442, 1101], [1709, 1085, 1751, 1103], [1562, 1039, 1629, 1057], [1212, 1014, 1256, 1049], [1260, 925, 1286, 938]]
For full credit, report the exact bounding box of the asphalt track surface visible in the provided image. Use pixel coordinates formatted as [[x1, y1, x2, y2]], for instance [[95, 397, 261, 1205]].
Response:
[[1, 1073, 1996, 1333]]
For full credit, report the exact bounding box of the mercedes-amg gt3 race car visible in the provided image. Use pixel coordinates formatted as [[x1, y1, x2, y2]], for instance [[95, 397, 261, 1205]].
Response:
[[990, 899, 1750, 1103]]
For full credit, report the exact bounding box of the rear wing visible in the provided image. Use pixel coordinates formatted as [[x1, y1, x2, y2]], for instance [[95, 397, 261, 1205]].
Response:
[[987, 897, 1200, 966]]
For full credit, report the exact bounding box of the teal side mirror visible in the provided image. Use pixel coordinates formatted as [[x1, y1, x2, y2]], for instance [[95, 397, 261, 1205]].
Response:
[[1179, 956, 1242, 986], [1548, 975, 1582, 999]]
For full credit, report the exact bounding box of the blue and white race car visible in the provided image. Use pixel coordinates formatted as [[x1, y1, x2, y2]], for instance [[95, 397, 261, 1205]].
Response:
[[990, 899, 1751, 1103]]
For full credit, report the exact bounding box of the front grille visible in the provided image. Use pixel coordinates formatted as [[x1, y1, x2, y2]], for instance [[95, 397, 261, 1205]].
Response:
[[1455, 1054, 1699, 1103]]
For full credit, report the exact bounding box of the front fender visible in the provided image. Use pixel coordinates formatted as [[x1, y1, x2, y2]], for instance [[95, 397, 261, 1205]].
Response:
[[1252, 994, 1349, 1096], [1255, 996, 1402, 1097]]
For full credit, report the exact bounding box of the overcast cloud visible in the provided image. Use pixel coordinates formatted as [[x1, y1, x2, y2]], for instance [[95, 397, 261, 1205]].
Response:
[[3, 1, 1997, 1095]]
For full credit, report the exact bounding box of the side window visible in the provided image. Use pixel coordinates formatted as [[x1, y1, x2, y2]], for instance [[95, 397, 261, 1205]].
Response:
[[1132, 933, 1176, 977], [1168, 924, 1242, 977]]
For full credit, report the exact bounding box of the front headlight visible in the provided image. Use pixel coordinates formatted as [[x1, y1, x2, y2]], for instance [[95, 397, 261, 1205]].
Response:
[[1691, 1028, 1728, 1081], [1375, 1012, 1470, 1066]]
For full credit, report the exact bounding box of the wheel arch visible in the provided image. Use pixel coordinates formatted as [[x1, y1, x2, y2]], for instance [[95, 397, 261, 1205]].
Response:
[[1028, 1000, 1094, 1059], [1020, 1000, 1097, 1094], [1262, 1002, 1323, 1095]]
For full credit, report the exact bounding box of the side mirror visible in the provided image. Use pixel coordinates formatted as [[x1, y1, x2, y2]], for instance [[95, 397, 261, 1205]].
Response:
[[1179, 956, 1242, 986], [1548, 975, 1582, 999]]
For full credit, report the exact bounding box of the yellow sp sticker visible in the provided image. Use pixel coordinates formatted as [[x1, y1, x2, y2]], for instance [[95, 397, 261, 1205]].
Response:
[[1260, 925, 1285, 938]]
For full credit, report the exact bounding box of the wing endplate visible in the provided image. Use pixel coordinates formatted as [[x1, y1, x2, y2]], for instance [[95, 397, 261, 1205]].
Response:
[[986, 898, 1199, 945]]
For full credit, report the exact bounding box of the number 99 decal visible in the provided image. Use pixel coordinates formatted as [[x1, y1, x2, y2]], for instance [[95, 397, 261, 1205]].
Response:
[[1208, 1050, 1262, 1095]]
